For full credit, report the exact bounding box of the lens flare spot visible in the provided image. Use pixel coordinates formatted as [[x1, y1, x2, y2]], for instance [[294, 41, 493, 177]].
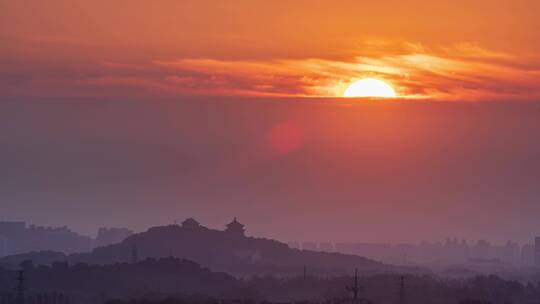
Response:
[[268, 122, 303, 154]]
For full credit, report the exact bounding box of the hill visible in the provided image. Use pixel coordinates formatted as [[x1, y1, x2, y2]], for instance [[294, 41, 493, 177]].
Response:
[[73, 219, 405, 276], [0, 257, 249, 303], [1, 219, 412, 276]]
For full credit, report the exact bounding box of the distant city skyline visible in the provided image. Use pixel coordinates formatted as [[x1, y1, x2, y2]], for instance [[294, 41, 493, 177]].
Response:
[[3, 209, 540, 245], [2, 218, 539, 250], [3, 219, 540, 270], [0, 220, 133, 257]]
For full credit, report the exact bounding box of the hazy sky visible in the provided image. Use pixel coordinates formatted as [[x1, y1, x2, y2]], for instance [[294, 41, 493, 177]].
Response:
[[1, 99, 540, 244], [1, 1, 540, 244]]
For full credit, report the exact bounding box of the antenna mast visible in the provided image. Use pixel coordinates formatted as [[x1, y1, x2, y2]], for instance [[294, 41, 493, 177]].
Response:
[[131, 245, 138, 264], [15, 270, 25, 304], [399, 275, 406, 304], [346, 268, 360, 303]]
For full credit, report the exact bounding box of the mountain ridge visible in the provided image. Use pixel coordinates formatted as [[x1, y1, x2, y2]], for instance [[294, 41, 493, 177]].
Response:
[[1, 220, 416, 276]]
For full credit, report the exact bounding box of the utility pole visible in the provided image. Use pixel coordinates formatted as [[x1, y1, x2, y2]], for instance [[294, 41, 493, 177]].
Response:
[[131, 245, 138, 264], [303, 265, 307, 279], [0, 236, 7, 257], [399, 275, 406, 304], [15, 270, 25, 304], [346, 268, 360, 304]]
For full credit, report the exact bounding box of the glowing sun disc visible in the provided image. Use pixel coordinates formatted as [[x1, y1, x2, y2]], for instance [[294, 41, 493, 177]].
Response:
[[343, 78, 397, 98]]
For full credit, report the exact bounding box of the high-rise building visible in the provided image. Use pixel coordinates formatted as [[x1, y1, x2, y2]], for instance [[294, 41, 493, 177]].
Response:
[[503, 241, 519, 264], [474, 240, 491, 259], [521, 244, 535, 265]]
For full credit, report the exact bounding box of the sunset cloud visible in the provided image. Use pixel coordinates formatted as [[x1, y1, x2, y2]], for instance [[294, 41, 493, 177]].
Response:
[[3, 40, 539, 101], [1, 0, 539, 101], [71, 42, 539, 101]]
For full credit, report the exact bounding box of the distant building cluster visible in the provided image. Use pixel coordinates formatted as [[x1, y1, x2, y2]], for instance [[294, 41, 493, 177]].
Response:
[[0, 221, 134, 257], [535, 237, 540, 265], [288, 237, 540, 267]]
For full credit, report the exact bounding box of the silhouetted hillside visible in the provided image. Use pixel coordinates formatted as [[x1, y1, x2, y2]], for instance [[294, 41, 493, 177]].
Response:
[[0, 220, 412, 276], [67, 220, 404, 276], [0, 258, 533, 304], [0, 257, 250, 304], [104, 274, 532, 304], [0, 250, 67, 269]]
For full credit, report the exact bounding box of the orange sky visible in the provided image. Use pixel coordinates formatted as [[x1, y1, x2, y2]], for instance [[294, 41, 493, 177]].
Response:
[[1, 0, 540, 100], [2, 1, 540, 242]]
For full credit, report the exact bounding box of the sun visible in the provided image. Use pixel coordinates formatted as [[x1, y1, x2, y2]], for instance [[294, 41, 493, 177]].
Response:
[[343, 78, 397, 98]]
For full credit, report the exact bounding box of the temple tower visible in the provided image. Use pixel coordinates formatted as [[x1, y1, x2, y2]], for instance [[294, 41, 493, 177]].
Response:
[[225, 218, 245, 237]]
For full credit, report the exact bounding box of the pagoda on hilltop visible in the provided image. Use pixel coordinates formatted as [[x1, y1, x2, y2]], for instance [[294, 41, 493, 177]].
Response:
[[225, 218, 245, 237], [181, 218, 201, 229]]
